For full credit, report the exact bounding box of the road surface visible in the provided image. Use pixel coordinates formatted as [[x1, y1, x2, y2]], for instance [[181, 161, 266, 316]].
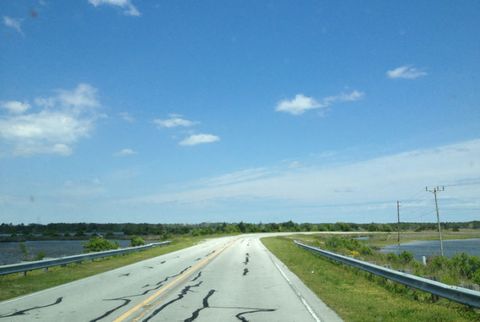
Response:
[[0, 235, 341, 321]]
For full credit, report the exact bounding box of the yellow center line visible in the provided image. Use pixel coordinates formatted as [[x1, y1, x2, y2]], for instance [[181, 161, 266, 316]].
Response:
[[113, 238, 238, 322]]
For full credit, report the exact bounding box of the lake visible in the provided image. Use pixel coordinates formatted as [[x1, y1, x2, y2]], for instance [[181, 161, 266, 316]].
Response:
[[0, 240, 131, 265], [380, 238, 480, 260]]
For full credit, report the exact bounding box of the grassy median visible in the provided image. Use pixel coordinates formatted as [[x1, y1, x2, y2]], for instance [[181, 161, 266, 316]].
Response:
[[0, 236, 205, 301], [262, 236, 480, 322]]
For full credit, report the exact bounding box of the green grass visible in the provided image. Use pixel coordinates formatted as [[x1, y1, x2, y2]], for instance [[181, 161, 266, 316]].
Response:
[[0, 235, 205, 301], [262, 236, 480, 322]]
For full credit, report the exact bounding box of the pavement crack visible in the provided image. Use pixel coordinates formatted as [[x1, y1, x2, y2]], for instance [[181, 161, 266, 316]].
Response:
[[191, 271, 202, 282], [89, 265, 193, 321], [243, 253, 249, 265], [183, 289, 216, 322], [156, 265, 191, 285], [235, 308, 276, 322], [142, 282, 204, 322], [119, 273, 130, 277], [89, 298, 131, 322], [0, 297, 63, 318], [205, 250, 215, 257]]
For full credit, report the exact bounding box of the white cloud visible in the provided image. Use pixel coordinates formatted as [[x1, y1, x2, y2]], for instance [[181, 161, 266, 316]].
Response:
[[114, 148, 137, 156], [12, 143, 73, 156], [276, 94, 322, 115], [119, 112, 135, 123], [323, 90, 364, 104], [276, 90, 364, 115], [3, 16, 23, 35], [179, 134, 220, 146], [1, 101, 30, 114], [154, 115, 195, 128], [56, 83, 99, 108], [88, 0, 140, 16], [61, 178, 106, 198], [122, 138, 480, 220], [288, 161, 303, 168], [386, 65, 427, 79], [0, 84, 101, 156]]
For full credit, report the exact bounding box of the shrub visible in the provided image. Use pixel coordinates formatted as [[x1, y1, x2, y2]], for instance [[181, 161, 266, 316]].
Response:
[[428, 255, 449, 271], [450, 252, 480, 279], [398, 251, 413, 264], [19, 242, 29, 260], [130, 236, 145, 247], [359, 245, 373, 255], [83, 237, 119, 252], [35, 251, 46, 260], [386, 253, 398, 262], [473, 269, 480, 285]]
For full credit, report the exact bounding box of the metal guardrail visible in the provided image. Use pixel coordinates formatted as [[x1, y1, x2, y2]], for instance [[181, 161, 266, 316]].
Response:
[[294, 240, 480, 308], [0, 241, 171, 276]]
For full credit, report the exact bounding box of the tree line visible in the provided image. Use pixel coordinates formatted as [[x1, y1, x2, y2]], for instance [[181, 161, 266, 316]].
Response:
[[0, 220, 478, 241]]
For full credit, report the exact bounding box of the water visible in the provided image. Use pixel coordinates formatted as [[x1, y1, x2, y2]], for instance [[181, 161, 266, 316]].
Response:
[[0, 240, 131, 265], [380, 238, 480, 260], [353, 236, 370, 240]]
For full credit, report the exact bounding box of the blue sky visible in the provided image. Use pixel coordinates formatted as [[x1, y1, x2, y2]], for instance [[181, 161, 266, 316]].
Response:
[[1, 0, 479, 224]]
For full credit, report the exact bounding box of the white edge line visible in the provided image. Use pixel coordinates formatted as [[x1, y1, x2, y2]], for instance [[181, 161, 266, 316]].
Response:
[[273, 260, 322, 322]]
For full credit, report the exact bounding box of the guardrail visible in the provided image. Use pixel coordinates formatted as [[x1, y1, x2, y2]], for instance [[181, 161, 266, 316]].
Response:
[[0, 241, 171, 276], [294, 240, 480, 308]]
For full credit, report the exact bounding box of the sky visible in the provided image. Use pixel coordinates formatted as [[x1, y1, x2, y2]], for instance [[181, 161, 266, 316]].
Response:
[[0, 0, 479, 224]]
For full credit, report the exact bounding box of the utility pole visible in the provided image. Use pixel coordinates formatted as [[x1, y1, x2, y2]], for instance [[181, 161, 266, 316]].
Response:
[[426, 186, 445, 256], [397, 200, 401, 250]]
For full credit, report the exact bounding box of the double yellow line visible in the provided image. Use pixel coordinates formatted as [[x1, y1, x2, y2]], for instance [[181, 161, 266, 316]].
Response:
[[113, 238, 237, 322]]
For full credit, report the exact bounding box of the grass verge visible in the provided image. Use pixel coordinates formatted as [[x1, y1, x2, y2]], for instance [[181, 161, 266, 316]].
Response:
[[262, 236, 480, 322], [0, 236, 204, 301]]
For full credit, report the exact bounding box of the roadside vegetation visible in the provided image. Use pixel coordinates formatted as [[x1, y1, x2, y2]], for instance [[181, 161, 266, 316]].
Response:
[[130, 235, 145, 246], [0, 235, 205, 301], [83, 236, 119, 252], [18, 242, 46, 261], [304, 234, 480, 287], [262, 236, 480, 322]]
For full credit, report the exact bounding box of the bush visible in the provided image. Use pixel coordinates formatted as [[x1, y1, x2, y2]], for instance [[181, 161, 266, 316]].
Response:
[[450, 252, 480, 279], [386, 253, 398, 262], [19, 242, 29, 260], [359, 245, 373, 255], [83, 237, 119, 252], [398, 251, 413, 264], [130, 236, 145, 247], [428, 255, 449, 271], [324, 236, 373, 256], [473, 269, 480, 285], [34, 251, 46, 260]]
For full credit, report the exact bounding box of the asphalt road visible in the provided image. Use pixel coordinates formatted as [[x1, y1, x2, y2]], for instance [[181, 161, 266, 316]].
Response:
[[0, 235, 342, 321]]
